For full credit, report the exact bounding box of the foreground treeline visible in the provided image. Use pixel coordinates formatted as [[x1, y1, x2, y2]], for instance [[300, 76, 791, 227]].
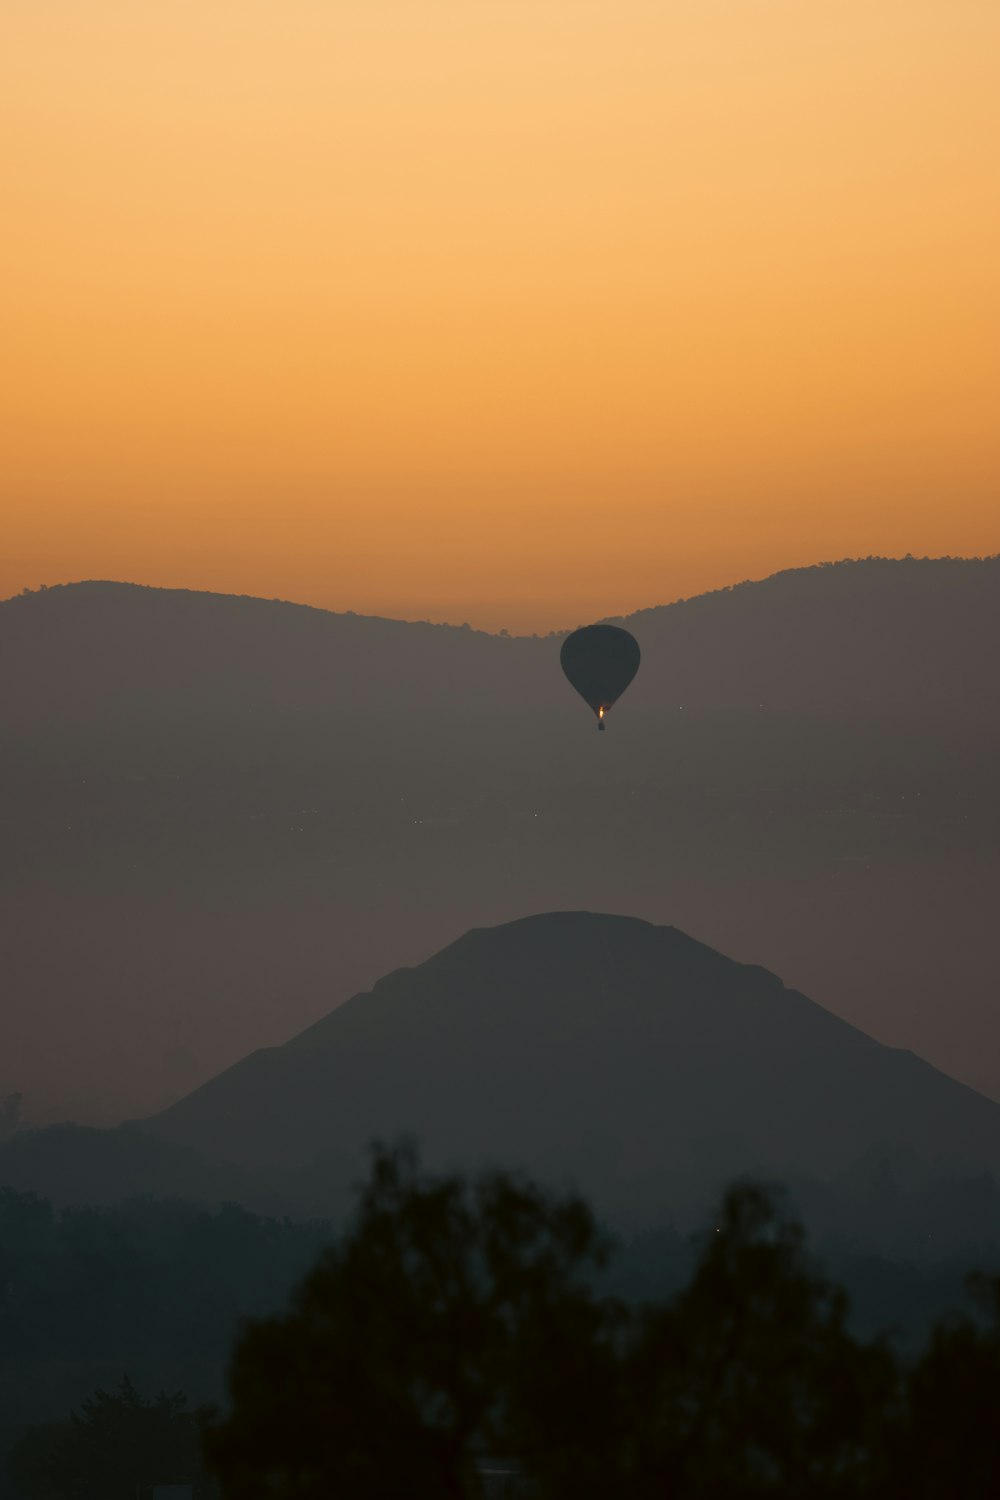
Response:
[[0, 1190, 330, 1498], [5, 1146, 1000, 1488], [202, 1147, 1000, 1498], [10, 1147, 1000, 1500]]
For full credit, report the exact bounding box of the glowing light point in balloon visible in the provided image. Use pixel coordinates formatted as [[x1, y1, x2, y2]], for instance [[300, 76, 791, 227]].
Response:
[[560, 624, 641, 730]]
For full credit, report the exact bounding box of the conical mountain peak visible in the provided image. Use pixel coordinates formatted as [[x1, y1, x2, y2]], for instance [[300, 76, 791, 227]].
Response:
[[145, 913, 1000, 1227]]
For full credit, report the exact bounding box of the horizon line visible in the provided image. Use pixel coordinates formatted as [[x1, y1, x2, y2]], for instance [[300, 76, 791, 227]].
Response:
[[5, 551, 999, 640]]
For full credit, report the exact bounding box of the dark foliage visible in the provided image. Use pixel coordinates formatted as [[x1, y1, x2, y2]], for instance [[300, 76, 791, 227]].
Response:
[[204, 1143, 618, 1499], [890, 1272, 1000, 1498], [8, 1378, 210, 1500], [205, 1147, 1000, 1500], [0, 1190, 329, 1500], [8, 1153, 1000, 1498], [618, 1186, 897, 1499]]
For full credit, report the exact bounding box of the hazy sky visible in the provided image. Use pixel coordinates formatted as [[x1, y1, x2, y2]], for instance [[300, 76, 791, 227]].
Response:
[[4, 1, 998, 631]]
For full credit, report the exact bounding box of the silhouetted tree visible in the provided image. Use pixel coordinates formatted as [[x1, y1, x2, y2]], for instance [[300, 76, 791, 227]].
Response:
[[204, 1143, 617, 1499], [891, 1271, 1000, 1498], [204, 1153, 909, 1500], [618, 1185, 897, 1499], [8, 1378, 211, 1500]]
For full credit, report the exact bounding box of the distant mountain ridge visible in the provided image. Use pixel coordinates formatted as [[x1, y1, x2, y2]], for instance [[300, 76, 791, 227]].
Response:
[[3, 555, 995, 717], [1, 557, 998, 1123]]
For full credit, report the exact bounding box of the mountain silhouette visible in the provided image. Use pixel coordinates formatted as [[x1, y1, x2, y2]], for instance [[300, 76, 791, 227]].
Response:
[[138, 912, 1000, 1233], [2, 557, 998, 1123]]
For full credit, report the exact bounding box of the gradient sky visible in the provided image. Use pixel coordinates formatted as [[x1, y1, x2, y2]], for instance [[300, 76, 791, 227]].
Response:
[[3, 1, 998, 631]]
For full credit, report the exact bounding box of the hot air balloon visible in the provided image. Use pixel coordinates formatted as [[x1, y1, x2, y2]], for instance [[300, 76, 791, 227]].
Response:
[[560, 624, 641, 730]]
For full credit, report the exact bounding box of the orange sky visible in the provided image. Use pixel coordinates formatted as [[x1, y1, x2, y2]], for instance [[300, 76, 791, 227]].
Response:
[[3, 1, 998, 631]]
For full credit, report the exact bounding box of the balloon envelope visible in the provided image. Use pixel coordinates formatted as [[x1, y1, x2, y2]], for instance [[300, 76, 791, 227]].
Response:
[[560, 624, 641, 725]]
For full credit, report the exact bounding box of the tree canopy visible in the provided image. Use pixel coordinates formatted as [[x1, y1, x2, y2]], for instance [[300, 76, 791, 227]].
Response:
[[9, 1378, 210, 1500], [8, 1150, 1000, 1498], [202, 1146, 1000, 1499]]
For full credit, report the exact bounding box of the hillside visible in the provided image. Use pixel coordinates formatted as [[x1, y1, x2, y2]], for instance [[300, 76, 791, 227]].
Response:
[[143, 912, 1000, 1237], [1, 557, 998, 1122]]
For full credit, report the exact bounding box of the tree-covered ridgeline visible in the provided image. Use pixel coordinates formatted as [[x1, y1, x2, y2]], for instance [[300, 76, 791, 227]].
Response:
[[0, 1191, 331, 1499]]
